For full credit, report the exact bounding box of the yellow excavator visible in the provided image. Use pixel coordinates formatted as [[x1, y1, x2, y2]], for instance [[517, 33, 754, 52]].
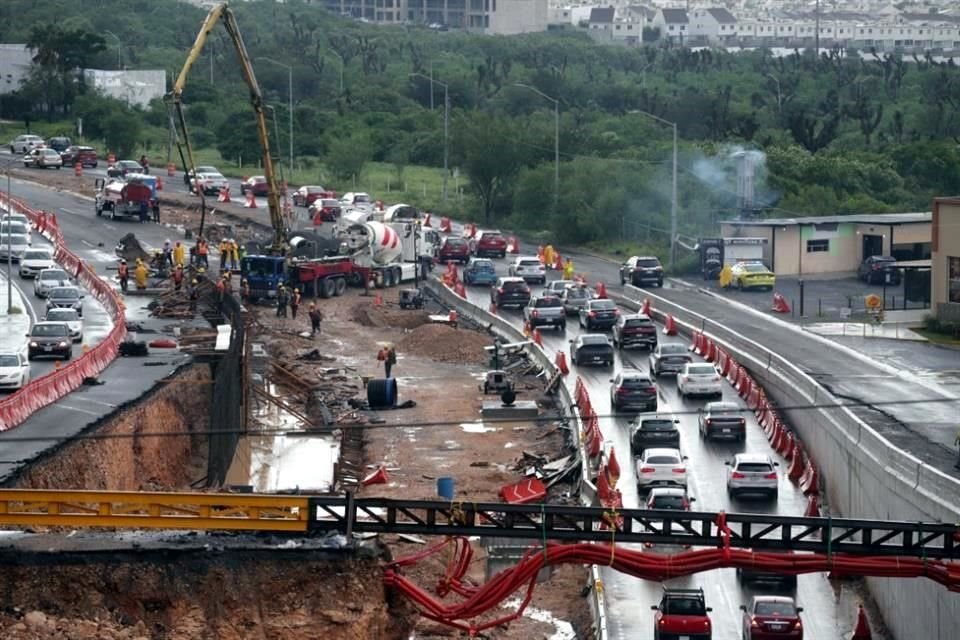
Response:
[[167, 2, 285, 254]]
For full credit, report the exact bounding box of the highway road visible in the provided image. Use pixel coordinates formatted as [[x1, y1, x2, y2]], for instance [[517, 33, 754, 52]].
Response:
[[453, 250, 880, 639]]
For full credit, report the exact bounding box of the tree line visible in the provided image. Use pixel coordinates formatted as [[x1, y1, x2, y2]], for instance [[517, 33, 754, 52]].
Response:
[[3, 0, 959, 257]]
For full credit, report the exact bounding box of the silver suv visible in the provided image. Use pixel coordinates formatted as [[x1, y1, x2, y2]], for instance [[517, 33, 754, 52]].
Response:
[[726, 453, 779, 500], [523, 294, 566, 330]]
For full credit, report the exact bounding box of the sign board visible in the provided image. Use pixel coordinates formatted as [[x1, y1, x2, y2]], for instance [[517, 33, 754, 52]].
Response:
[[840, 307, 852, 318], [724, 237, 769, 246], [864, 294, 882, 310]]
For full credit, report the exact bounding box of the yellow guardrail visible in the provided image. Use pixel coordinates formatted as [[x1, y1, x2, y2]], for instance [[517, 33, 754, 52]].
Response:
[[0, 490, 311, 532]]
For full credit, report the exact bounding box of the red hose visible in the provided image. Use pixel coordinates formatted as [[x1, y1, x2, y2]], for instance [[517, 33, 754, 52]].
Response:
[[385, 537, 960, 633]]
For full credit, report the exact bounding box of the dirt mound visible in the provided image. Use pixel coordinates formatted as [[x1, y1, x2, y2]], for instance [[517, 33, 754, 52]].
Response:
[[397, 323, 491, 364], [350, 300, 430, 330]]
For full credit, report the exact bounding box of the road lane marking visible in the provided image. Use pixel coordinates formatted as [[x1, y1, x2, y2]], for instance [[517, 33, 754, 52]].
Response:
[[104, 223, 117, 230], [61, 208, 81, 215], [81, 240, 94, 248], [53, 403, 101, 416]]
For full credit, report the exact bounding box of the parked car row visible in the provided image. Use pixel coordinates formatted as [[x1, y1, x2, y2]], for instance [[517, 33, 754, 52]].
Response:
[[10, 135, 99, 169]]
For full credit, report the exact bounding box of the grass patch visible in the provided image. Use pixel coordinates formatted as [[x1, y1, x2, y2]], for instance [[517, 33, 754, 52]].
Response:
[[913, 328, 960, 346]]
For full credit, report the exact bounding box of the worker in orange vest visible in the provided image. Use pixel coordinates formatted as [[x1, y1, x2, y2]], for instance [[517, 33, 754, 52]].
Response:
[[117, 259, 129, 293], [215, 275, 226, 302], [196, 238, 209, 268], [290, 288, 301, 319], [172, 265, 184, 291]]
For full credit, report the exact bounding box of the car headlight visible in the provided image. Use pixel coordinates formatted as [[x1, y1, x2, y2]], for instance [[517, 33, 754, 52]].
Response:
[[29, 341, 38, 347], [58, 341, 68, 347]]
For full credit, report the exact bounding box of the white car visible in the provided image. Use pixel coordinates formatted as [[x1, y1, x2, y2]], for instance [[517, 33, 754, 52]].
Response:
[[508, 256, 546, 285], [339, 191, 372, 209], [23, 148, 63, 169], [726, 453, 779, 499], [45, 308, 83, 342], [635, 447, 688, 491], [34, 267, 72, 297], [18, 248, 54, 278], [9, 134, 45, 154], [544, 279, 574, 295], [191, 172, 230, 196], [2, 213, 30, 227], [677, 362, 723, 398], [0, 220, 31, 245], [0, 234, 30, 262], [0, 353, 30, 390]]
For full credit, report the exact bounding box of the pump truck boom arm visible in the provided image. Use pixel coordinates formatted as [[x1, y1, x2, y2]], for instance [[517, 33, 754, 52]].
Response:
[[168, 2, 285, 252]]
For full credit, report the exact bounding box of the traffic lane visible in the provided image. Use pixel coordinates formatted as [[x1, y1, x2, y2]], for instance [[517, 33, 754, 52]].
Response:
[[462, 266, 863, 639]]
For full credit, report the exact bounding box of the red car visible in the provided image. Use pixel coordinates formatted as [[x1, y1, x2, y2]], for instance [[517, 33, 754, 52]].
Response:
[[60, 145, 98, 168], [740, 595, 803, 639], [651, 587, 712, 640], [471, 230, 507, 258], [439, 237, 471, 264], [309, 198, 342, 222], [292, 185, 333, 207], [240, 175, 269, 197]]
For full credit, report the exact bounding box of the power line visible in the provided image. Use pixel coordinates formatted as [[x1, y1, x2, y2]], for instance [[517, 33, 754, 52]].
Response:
[[1, 395, 957, 444]]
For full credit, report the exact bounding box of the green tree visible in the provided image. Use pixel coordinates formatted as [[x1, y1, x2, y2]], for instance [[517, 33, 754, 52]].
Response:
[[325, 132, 375, 182], [102, 111, 141, 158]]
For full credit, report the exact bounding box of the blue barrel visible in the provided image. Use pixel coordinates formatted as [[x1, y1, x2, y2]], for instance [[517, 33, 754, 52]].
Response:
[[437, 476, 455, 500]]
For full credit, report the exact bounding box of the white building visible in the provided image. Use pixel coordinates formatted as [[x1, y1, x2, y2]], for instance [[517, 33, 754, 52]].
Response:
[[689, 7, 738, 44], [0, 44, 32, 95], [83, 70, 166, 108], [653, 8, 689, 44]]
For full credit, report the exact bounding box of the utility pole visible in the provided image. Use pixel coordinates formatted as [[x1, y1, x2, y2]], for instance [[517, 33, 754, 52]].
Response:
[[5, 165, 12, 312], [410, 73, 449, 200], [429, 60, 435, 111], [513, 83, 560, 211], [815, 0, 821, 53], [261, 58, 295, 172]]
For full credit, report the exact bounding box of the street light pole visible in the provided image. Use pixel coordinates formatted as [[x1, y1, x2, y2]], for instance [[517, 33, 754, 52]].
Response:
[[429, 60, 435, 111], [261, 57, 294, 172], [633, 110, 678, 270], [410, 73, 449, 201], [514, 83, 559, 211]]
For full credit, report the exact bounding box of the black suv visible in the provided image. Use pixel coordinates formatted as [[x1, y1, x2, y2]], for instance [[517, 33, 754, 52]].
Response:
[[630, 415, 680, 455], [613, 313, 658, 350], [610, 371, 658, 413], [620, 255, 664, 287], [858, 255, 901, 285], [579, 298, 619, 331], [491, 277, 531, 309]]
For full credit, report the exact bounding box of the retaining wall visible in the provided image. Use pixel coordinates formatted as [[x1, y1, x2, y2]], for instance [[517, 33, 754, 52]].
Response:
[[621, 284, 960, 640]]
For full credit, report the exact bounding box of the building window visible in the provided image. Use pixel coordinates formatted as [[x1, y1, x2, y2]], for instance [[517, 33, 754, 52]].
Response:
[[807, 239, 830, 253], [950, 257, 960, 303]]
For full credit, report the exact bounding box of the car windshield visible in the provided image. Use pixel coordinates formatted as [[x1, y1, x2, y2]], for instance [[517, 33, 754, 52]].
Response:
[[660, 344, 687, 354], [121, 161, 141, 168], [41, 270, 67, 281], [637, 259, 660, 268], [535, 297, 561, 308], [620, 376, 652, 388], [481, 233, 502, 241], [742, 264, 768, 272], [444, 238, 467, 247], [0, 355, 20, 367], [471, 260, 494, 269], [566, 288, 591, 299], [249, 176, 265, 182], [708, 403, 739, 416], [580, 335, 609, 345], [32, 324, 67, 337], [46, 310, 78, 321], [755, 601, 796, 616], [663, 597, 706, 616], [353, 194, 370, 203], [651, 495, 685, 509], [646, 454, 679, 464], [624, 318, 652, 327], [502, 280, 527, 291], [518, 259, 541, 266], [196, 166, 217, 173], [320, 199, 339, 207], [641, 420, 675, 431], [208, 173, 226, 180], [23, 251, 50, 261], [591, 300, 616, 310], [1, 234, 28, 244], [687, 364, 715, 375], [737, 462, 774, 473], [1, 222, 27, 233], [50, 288, 79, 299]]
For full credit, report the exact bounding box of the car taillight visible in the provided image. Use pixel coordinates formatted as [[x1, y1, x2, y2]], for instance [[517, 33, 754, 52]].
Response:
[[672, 467, 685, 473], [532, 310, 539, 318], [682, 499, 690, 509], [739, 418, 746, 425], [498, 288, 504, 294], [613, 309, 620, 315], [764, 472, 778, 479], [792, 619, 802, 630], [731, 472, 745, 479], [616, 387, 627, 395], [646, 386, 656, 393], [680, 375, 688, 382], [588, 311, 597, 317], [640, 466, 655, 473], [871, 264, 880, 270]]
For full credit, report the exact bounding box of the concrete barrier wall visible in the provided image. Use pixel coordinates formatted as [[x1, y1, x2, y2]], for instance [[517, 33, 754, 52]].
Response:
[[621, 285, 960, 640], [425, 280, 609, 640]]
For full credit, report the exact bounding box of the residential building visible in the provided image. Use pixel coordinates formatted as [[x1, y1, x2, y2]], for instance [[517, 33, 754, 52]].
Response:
[[931, 198, 960, 321], [83, 70, 166, 108], [688, 7, 737, 44], [0, 45, 32, 95], [320, 0, 548, 33], [653, 8, 688, 44], [719, 213, 932, 276]]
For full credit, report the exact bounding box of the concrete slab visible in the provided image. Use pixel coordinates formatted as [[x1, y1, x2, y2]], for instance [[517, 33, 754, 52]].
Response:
[[480, 400, 539, 420]]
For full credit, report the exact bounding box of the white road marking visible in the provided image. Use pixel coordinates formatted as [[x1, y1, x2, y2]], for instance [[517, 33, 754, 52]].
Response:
[[104, 224, 117, 230], [61, 208, 81, 215], [81, 240, 94, 248], [53, 403, 101, 416]]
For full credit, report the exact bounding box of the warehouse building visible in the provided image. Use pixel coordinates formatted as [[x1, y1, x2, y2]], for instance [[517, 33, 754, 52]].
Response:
[[931, 198, 960, 321], [719, 212, 932, 277]]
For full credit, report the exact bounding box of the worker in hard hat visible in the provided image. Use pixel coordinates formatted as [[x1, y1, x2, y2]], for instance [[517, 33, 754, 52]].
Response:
[[218, 238, 230, 272], [172, 264, 184, 291], [544, 244, 555, 270], [308, 302, 323, 337], [290, 287, 301, 320], [189, 278, 200, 313], [276, 284, 289, 318], [134, 258, 148, 290], [229, 239, 240, 271], [563, 258, 575, 281], [117, 259, 129, 293], [173, 240, 186, 268]]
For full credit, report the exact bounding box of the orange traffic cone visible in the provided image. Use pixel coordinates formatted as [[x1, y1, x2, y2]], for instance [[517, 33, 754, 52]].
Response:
[[523, 321, 532, 338], [596, 282, 608, 298], [217, 186, 230, 202], [532, 328, 543, 347], [423, 213, 432, 227], [606, 447, 621, 488], [167, 163, 176, 177], [362, 465, 390, 486], [851, 605, 872, 640], [507, 236, 520, 254], [244, 190, 257, 208], [555, 350, 569, 375], [553, 253, 564, 271], [448, 309, 458, 324], [663, 314, 677, 334], [156, 176, 163, 191], [454, 282, 467, 298], [537, 245, 545, 264], [374, 293, 383, 306], [804, 494, 820, 518], [772, 293, 791, 313], [74, 162, 82, 177], [641, 298, 651, 315], [440, 217, 452, 233]]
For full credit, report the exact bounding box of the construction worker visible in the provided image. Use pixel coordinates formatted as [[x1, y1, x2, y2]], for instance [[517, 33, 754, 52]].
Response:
[[162, 240, 173, 268], [196, 237, 209, 268], [276, 285, 289, 318], [173, 241, 186, 268], [230, 239, 240, 271], [308, 303, 323, 337], [117, 259, 129, 293], [215, 274, 226, 302], [188, 279, 199, 313], [241, 279, 250, 303], [377, 345, 397, 378], [544, 244, 555, 269], [152, 199, 160, 223], [134, 258, 148, 290], [218, 238, 230, 271], [172, 265, 184, 291], [290, 288, 301, 320], [563, 258, 575, 280]]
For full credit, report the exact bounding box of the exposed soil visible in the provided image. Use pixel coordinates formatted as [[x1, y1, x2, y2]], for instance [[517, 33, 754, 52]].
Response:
[[397, 323, 492, 365]]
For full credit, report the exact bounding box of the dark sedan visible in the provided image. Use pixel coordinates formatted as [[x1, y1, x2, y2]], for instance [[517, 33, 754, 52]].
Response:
[[27, 322, 72, 360], [698, 401, 746, 441], [107, 160, 144, 178], [858, 255, 901, 285], [579, 298, 619, 331], [611, 371, 658, 412], [630, 415, 680, 455]]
